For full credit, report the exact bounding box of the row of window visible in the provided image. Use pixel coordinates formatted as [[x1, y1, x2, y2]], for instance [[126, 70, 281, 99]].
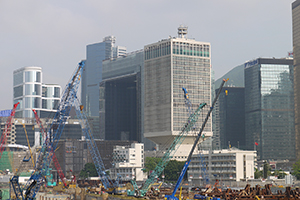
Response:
[[14, 71, 41, 86], [14, 84, 60, 98]]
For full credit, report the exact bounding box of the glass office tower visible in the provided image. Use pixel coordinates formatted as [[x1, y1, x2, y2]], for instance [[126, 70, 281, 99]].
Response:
[[245, 58, 295, 160], [81, 36, 126, 116]]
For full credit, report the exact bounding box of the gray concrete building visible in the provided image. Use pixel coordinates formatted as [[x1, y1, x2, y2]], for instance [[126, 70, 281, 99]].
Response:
[[101, 50, 155, 150], [143, 26, 212, 160]]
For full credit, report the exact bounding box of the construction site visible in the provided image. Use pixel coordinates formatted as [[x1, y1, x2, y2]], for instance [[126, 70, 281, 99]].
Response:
[[0, 61, 298, 200]]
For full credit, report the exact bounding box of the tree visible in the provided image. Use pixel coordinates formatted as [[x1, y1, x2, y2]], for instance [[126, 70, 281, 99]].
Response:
[[164, 160, 185, 181], [144, 157, 185, 181], [144, 157, 161, 173], [79, 163, 98, 178], [292, 159, 300, 179], [263, 162, 272, 179], [254, 168, 263, 179]]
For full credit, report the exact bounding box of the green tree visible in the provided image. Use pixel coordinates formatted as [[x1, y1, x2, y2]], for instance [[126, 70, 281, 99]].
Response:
[[79, 163, 98, 178], [254, 168, 263, 179], [144, 157, 161, 173], [292, 159, 300, 179], [164, 160, 185, 181], [144, 157, 185, 181], [263, 162, 272, 179]]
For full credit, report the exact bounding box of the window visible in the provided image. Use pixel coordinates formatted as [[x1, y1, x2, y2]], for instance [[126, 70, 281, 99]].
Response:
[[14, 72, 23, 85], [14, 85, 23, 98]]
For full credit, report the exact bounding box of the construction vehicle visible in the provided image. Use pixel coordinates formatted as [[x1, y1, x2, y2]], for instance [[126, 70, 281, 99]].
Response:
[[166, 78, 228, 200], [11, 61, 120, 199], [128, 102, 207, 197]]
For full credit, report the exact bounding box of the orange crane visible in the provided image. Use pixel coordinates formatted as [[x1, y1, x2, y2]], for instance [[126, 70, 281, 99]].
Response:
[[32, 109, 68, 187], [0, 102, 19, 160]]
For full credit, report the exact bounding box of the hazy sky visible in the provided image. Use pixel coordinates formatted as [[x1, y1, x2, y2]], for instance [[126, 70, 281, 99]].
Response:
[[0, 0, 295, 110]]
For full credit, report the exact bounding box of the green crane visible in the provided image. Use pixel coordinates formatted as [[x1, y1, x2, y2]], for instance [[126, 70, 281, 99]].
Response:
[[129, 102, 207, 197]]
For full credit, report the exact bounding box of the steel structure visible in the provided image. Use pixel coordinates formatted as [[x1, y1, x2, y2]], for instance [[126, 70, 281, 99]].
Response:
[[10, 61, 85, 200], [73, 99, 118, 191], [32, 109, 68, 188], [166, 78, 228, 200], [182, 87, 209, 185]]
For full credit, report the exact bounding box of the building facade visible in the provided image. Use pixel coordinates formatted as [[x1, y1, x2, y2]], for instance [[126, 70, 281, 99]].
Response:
[[81, 36, 126, 117], [13, 67, 61, 118], [143, 26, 212, 159], [110, 143, 146, 181], [292, 0, 300, 160], [101, 50, 143, 142], [188, 148, 256, 185], [244, 58, 295, 160], [214, 87, 245, 150]]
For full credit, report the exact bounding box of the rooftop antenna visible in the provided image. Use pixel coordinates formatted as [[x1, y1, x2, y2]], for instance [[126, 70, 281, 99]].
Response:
[[178, 25, 188, 38]]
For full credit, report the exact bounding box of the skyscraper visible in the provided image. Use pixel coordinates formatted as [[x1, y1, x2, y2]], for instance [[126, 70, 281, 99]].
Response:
[[292, 0, 300, 160], [81, 36, 126, 116], [144, 26, 212, 159], [244, 58, 294, 160]]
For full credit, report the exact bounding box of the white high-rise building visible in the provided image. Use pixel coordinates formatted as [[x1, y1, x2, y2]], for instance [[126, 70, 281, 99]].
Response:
[[13, 67, 61, 118], [144, 26, 212, 160]]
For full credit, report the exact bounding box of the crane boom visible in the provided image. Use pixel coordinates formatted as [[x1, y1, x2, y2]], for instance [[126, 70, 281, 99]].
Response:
[[166, 78, 228, 200], [11, 61, 85, 200], [73, 99, 113, 189], [32, 109, 68, 188], [135, 102, 207, 196]]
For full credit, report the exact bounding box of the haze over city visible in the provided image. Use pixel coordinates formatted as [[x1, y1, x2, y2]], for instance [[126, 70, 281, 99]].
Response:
[[0, 0, 294, 110]]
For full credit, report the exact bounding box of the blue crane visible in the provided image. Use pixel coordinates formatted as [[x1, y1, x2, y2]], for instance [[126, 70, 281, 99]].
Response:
[[129, 102, 207, 197], [10, 61, 86, 200], [73, 98, 118, 191], [182, 87, 209, 185], [11, 60, 120, 199], [166, 78, 228, 200]]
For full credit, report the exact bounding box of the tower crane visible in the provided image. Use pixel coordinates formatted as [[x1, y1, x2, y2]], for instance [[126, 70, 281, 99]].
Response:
[[166, 78, 228, 200], [129, 102, 207, 197]]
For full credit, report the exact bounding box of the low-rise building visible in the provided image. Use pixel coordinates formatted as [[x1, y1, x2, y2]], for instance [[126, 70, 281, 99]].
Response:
[[188, 147, 256, 185], [110, 143, 146, 181]]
